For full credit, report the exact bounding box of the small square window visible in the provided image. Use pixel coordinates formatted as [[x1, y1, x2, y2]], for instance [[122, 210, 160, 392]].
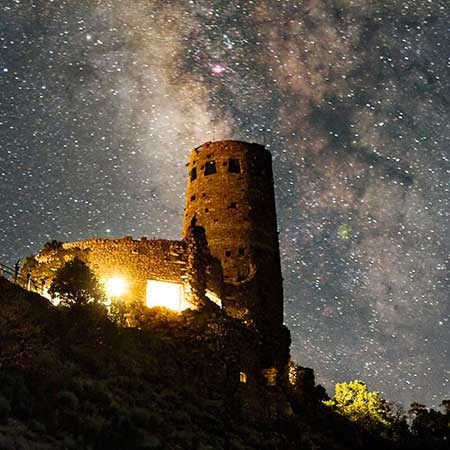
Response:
[[229, 159, 241, 173], [190, 195, 196, 201], [225, 250, 232, 257], [205, 208, 209, 212], [204, 161, 217, 176], [190, 168, 197, 181], [238, 248, 245, 256], [228, 202, 237, 209]]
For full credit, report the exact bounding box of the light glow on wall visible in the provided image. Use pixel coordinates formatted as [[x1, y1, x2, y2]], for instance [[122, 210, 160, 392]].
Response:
[[206, 289, 222, 308], [105, 277, 128, 298], [146, 280, 186, 311]]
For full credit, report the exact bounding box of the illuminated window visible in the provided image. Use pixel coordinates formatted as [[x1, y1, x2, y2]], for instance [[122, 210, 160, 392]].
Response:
[[204, 161, 217, 176], [229, 159, 241, 173], [239, 372, 247, 383], [190, 168, 197, 181], [146, 280, 186, 311]]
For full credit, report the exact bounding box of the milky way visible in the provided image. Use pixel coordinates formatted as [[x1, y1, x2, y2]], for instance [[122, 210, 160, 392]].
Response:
[[1, 0, 449, 407]]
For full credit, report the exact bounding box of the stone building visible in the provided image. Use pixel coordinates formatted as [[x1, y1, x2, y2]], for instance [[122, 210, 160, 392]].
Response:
[[24, 140, 289, 380], [183, 140, 288, 370]]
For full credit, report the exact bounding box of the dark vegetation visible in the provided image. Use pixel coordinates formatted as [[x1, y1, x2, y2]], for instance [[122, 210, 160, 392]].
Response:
[[0, 270, 448, 450], [48, 258, 106, 306]]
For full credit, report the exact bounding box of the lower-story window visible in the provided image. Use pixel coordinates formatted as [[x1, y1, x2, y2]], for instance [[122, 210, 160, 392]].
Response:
[[146, 280, 186, 311]]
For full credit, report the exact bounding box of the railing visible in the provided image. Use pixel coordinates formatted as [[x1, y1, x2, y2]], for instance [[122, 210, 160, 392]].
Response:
[[0, 261, 40, 292]]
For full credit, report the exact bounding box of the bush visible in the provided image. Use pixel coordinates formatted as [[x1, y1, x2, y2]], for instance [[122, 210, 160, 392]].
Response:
[[49, 258, 105, 306], [0, 395, 11, 422], [57, 390, 80, 411], [138, 435, 162, 450], [324, 380, 394, 435]]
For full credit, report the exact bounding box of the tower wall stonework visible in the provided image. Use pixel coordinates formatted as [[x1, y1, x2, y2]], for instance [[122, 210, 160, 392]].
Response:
[[27, 237, 223, 308], [182, 140, 284, 337]]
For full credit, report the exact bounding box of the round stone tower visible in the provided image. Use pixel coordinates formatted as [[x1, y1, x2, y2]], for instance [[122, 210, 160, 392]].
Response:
[[182, 140, 284, 339]]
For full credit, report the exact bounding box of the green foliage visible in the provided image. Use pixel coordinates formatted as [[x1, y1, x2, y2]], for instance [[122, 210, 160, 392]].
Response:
[[49, 258, 106, 306], [324, 380, 394, 434]]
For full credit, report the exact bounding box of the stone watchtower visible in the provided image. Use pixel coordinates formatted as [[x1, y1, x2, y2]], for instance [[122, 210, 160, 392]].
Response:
[[183, 141, 288, 372]]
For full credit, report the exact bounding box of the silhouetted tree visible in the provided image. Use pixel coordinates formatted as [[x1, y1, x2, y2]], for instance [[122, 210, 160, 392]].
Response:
[[49, 258, 105, 306], [440, 399, 450, 416], [409, 401, 450, 443]]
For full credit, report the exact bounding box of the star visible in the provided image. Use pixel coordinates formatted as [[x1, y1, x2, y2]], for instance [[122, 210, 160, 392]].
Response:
[[210, 63, 227, 76]]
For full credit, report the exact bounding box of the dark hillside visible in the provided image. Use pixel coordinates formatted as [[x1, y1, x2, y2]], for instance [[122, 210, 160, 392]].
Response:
[[0, 278, 436, 450]]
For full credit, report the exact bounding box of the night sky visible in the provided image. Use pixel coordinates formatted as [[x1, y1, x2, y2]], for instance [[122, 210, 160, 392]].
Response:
[[1, 0, 449, 408]]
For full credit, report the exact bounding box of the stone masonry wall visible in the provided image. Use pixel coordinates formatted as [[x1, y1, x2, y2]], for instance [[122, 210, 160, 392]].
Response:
[[26, 237, 223, 308]]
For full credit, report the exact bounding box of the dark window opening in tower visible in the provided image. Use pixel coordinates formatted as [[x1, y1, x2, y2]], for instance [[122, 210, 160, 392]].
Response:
[[225, 250, 232, 257], [205, 208, 209, 212], [238, 248, 245, 256], [190, 195, 196, 201], [190, 168, 197, 181], [228, 202, 237, 209], [204, 161, 217, 175], [229, 158, 241, 173]]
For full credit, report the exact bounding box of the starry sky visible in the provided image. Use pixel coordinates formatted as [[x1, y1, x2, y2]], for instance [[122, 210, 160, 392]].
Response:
[[1, 0, 449, 408]]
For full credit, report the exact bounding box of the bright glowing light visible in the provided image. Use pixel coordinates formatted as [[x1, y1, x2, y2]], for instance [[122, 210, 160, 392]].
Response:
[[146, 280, 186, 311], [105, 277, 128, 297]]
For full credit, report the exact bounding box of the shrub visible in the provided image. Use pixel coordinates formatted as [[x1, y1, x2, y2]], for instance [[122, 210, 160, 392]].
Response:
[[0, 395, 11, 422], [57, 390, 80, 411], [49, 258, 105, 306], [324, 380, 394, 435]]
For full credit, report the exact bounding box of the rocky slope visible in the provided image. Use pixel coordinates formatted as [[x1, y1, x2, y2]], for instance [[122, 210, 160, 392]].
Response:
[[0, 278, 395, 450]]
